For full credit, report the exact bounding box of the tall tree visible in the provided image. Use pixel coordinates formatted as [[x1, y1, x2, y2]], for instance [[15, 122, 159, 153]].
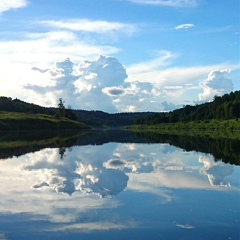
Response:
[[57, 98, 66, 118]]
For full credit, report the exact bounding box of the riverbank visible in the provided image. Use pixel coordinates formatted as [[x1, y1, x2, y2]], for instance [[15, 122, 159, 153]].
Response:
[[125, 119, 240, 132], [0, 112, 90, 130]]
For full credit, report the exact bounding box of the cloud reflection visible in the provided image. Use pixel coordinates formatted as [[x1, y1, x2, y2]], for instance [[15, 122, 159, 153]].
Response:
[[0, 142, 237, 229], [23, 147, 129, 198], [50, 221, 138, 233], [19, 143, 236, 200], [199, 155, 233, 187], [176, 223, 195, 229]]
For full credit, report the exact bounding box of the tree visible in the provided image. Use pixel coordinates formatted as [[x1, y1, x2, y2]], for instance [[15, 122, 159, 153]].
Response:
[[56, 98, 66, 118]]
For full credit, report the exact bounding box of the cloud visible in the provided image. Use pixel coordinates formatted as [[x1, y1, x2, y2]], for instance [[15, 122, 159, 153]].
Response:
[[102, 86, 126, 96], [0, 0, 28, 14], [25, 55, 184, 112], [1, 26, 238, 113], [11, 48, 238, 113], [0, 16, 130, 107], [0, 31, 119, 66], [23, 55, 128, 112], [175, 23, 195, 30], [199, 155, 233, 187], [198, 69, 234, 101], [126, 51, 210, 87], [124, 0, 199, 7], [51, 221, 138, 233], [176, 224, 195, 229], [125, 52, 240, 111], [40, 19, 138, 36]]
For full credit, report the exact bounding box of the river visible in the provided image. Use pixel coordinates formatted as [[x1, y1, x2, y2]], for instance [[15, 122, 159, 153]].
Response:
[[0, 130, 239, 239]]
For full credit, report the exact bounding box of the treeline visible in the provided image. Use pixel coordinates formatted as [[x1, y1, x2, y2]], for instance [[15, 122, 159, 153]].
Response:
[[0, 96, 155, 127], [71, 110, 155, 127], [137, 91, 240, 124], [0, 97, 77, 121], [0, 97, 52, 114]]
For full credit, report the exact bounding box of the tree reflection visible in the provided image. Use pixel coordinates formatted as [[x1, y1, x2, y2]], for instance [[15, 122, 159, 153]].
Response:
[[59, 147, 66, 160], [136, 131, 240, 166]]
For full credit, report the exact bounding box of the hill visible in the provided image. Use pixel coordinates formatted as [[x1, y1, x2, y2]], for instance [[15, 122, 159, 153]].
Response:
[[0, 97, 156, 127], [71, 110, 155, 127], [1, 91, 239, 129]]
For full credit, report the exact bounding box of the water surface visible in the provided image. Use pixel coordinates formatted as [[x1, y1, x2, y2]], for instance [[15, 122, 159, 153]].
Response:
[[0, 131, 239, 239]]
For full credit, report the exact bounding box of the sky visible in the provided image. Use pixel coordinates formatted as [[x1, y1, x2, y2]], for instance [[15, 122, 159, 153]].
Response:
[[0, 0, 239, 113]]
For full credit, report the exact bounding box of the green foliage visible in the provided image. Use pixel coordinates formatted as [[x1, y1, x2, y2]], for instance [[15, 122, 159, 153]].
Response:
[[56, 98, 66, 118], [127, 119, 240, 131], [0, 96, 54, 115], [71, 110, 155, 127], [0, 112, 90, 131], [0, 95, 156, 127]]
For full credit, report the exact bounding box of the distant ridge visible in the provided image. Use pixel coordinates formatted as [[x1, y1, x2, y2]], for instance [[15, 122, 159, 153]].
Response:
[[0, 96, 156, 127]]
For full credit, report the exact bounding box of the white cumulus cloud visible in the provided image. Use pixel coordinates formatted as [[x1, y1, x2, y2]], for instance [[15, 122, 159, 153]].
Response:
[[24, 55, 128, 112], [0, 0, 28, 14], [23, 54, 183, 112], [126, 52, 239, 111], [198, 69, 233, 102], [22, 53, 237, 113]]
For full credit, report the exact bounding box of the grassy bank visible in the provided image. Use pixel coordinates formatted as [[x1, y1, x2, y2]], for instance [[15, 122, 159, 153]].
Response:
[[126, 119, 240, 131], [0, 112, 90, 130], [124, 119, 240, 140]]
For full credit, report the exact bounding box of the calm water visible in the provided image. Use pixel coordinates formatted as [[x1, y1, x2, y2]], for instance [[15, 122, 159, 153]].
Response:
[[0, 131, 239, 240]]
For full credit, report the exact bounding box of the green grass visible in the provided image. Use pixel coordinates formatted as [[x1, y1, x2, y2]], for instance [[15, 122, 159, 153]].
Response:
[[126, 119, 240, 131], [0, 112, 90, 130], [124, 119, 240, 139]]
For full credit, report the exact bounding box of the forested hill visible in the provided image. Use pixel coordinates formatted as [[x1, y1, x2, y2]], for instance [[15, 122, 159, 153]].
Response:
[[71, 110, 155, 127], [0, 96, 155, 127], [0, 97, 53, 115], [1, 90, 239, 127], [137, 91, 240, 125]]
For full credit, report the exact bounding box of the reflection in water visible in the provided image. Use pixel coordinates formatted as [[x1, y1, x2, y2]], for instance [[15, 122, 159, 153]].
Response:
[[18, 143, 237, 198], [24, 145, 129, 197], [59, 147, 67, 160], [199, 155, 233, 187], [0, 135, 239, 239], [136, 131, 240, 166]]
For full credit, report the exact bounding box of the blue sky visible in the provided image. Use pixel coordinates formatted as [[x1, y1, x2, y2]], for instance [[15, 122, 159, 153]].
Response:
[[0, 0, 239, 112]]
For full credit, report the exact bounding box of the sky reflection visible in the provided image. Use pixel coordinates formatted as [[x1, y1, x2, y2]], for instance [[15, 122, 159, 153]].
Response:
[[0, 142, 239, 239]]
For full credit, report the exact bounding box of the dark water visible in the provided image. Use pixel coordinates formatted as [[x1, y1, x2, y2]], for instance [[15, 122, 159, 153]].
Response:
[[0, 131, 239, 239]]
